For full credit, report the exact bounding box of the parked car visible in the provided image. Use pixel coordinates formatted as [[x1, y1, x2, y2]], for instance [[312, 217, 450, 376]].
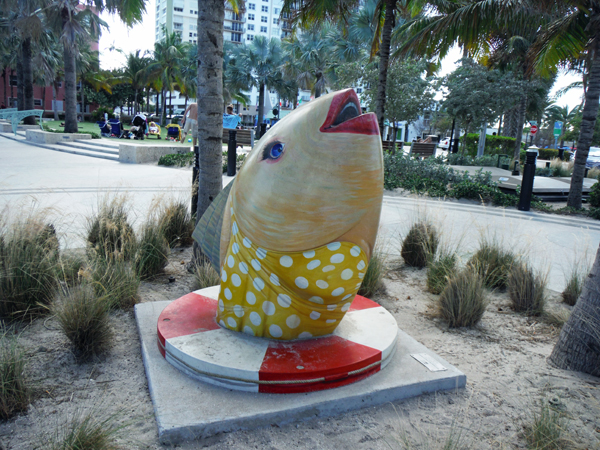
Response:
[[573, 146, 600, 168], [438, 137, 452, 150]]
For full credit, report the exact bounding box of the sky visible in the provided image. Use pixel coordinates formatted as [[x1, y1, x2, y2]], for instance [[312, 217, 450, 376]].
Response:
[[99, 3, 584, 111]]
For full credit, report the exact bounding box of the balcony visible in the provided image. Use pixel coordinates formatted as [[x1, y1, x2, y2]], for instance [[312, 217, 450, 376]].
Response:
[[224, 24, 245, 33], [224, 11, 245, 22]]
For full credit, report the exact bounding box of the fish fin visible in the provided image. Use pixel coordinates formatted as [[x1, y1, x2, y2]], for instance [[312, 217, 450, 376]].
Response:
[[192, 181, 234, 274], [219, 194, 233, 269]]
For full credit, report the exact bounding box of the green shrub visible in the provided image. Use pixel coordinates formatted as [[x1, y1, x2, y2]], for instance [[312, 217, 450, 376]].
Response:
[[158, 200, 193, 247], [524, 400, 569, 450], [427, 252, 458, 294], [86, 197, 136, 261], [460, 133, 516, 157], [47, 408, 124, 450], [134, 221, 169, 279], [358, 245, 387, 297], [467, 241, 516, 289], [192, 259, 221, 290], [438, 269, 487, 327], [561, 268, 586, 306], [222, 151, 247, 173], [0, 219, 60, 318], [52, 285, 112, 360], [157, 152, 194, 167], [508, 262, 546, 315], [589, 179, 600, 207], [91, 106, 114, 122], [447, 153, 498, 167], [56, 253, 87, 286], [401, 222, 439, 268], [0, 332, 29, 419], [89, 258, 139, 309]]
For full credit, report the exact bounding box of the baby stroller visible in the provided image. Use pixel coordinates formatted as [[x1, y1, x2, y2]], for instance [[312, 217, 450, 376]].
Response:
[[131, 113, 147, 139], [108, 118, 121, 137], [148, 121, 161, 139], [97, 121, 112, 137], [166, 123, 182, 141]]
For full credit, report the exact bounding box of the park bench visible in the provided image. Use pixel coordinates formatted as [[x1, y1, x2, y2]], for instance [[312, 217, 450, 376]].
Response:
[[381, 140, 403, 153], [222, 128, 254, 149], [0, 108, 18, 120], [0, 109, 44, 135], [409, 142, 437, 158]]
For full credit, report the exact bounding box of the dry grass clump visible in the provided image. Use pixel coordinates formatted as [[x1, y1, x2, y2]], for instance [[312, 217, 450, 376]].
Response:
[[401, 222, 439, 268], [358, 244, 387, 297], [134, 221, 169, 279], [427, 252, 458, 294], [561, 267, 587, 307], [543, 308, 571, 328], [86, 196, 135, 261], [47, 408, 124, 450], [0, 332, 30, 419], [586, 166, 600, 179], [467, 240, 516, 290], [89, 258, 140, 310], [438, 269, 487, 327], [56, 252, 87, 286], [0, 212, 60, 318], [549, 158, 572, 177], [507, 262, 546, 315], [52, 285, 112, 360], [157, 200, 194, 247], [192, 259, 221, 290], [523, 400, 570, 450]]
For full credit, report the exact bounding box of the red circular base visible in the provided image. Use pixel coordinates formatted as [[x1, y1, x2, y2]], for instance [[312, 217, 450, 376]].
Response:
[[157, 287, 398, 393]]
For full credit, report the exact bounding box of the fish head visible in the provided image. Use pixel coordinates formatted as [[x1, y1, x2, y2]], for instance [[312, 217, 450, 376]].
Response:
[[232, 88, 383, 253]]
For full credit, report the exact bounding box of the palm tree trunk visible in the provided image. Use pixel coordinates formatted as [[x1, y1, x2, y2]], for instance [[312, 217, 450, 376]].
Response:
[[512, 92, 527, 162], [2, 69, 7, 107], [567, 39, 600, 208], [16, 56, 24, 110], [63, 41, 78, 133], [192, 0, 225, 265], [497, 114, 503, 136], [80, 81, 85, 118], [375, 0, 396, 135], [160, 89, 166, 126], [22, 38, 35, 124], [257, 81, 265, 129], [549, 242, 600, 377]]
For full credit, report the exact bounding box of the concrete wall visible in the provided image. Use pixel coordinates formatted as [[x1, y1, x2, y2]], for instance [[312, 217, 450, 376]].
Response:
[[0, 123, 40, 133], [26, 129, 92, 144], [119, 144, 189, 164]]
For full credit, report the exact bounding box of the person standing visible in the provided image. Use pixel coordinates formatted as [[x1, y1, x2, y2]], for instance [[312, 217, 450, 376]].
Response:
[[180, 103, 198, 145], [223, 105, 242, 129]]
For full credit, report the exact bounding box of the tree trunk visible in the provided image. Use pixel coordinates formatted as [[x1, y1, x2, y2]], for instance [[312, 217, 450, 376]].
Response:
[[477, 121, 487, 157], [497, 114, 503, 136], [160, 88, 166, 126], [16, 55, 24, 110], [192, 0, 225, 265], [504, 107, 517, 138], [63, 40, 78, 133], [52, 81, 59, 120], [512, 92, 527, 162], [568, 37, 600, 209], [549, 243, 600, 377], [257, 81, 265, 128], [375, 0, 396, 135], [21, 38, 35, 124]]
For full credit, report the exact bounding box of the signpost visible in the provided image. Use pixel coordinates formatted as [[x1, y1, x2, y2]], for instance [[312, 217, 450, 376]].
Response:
[[529, 121, 538, 145], [554, 121, 563, 149], [530, 125, 538, 134]]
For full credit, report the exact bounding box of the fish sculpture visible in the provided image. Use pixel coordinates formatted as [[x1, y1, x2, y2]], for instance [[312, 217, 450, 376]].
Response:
[[193, 88, 383, 340]]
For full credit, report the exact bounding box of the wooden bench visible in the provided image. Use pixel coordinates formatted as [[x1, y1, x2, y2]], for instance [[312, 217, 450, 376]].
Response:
[[222, 128, 254, 149], [409, 142, 437, 158], [0, 108, 18, 120], [381, 140, 404, 153]]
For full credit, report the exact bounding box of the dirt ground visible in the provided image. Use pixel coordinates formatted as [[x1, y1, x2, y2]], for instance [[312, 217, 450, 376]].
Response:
[[1, 246, 599, 450]]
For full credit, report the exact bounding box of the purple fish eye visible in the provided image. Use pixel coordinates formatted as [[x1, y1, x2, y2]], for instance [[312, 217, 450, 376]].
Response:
[[269, 143, 284, 160]]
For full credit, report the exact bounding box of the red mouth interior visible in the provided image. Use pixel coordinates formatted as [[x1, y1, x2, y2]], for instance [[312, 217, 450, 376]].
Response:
[[320, 90, 380, 136]]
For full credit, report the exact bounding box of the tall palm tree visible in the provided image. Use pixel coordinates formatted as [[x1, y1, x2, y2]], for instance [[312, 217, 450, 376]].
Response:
[[122, 49, 151, 114], [544, 104, 581, 148]]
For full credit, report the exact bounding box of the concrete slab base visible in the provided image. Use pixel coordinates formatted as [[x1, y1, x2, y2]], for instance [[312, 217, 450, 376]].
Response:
[[136, 300, 467, 444]]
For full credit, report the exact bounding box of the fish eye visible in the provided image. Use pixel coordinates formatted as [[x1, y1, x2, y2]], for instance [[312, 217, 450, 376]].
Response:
[[262, 141, 285, 162]]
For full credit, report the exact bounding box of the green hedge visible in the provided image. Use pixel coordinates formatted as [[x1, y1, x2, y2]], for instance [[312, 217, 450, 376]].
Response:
[[460, 133, 517, 157]]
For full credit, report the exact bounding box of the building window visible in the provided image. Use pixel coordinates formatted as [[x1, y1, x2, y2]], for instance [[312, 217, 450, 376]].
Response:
[[248, 13, 255, 20], [174, 22, 183, 30], [34, 99, 42, 106], [231, 33, 241, 42], [260, 26, 267, 33], [9, 75, 16, 86], [261, 16, 267, 22], [189, 32, 193, 37], [248, 24, 254, 30], [273, 18, 279, 25], [248, 3, 255, 9], [190, 9, 193, 13], [274, 8, 279, 14], [356, 88, 363, 94], [247, 34, 254, 41], [261, 5, 268, 12], [174, 6, 183, 12]]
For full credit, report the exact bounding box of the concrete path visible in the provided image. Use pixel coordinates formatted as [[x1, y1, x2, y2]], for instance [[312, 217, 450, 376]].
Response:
[[2, 136, 598, 292]]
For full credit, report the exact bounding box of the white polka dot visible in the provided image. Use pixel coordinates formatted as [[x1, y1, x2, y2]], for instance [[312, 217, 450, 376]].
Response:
[[231, 273, 241, 287], [239, 261, 248, 274], [330, 254, 345, 264], [359, 272, 365, 279], [243, 326, 254, 336], [331, 287, 345, 296], [219, 319, 226, 327], [322, 265, 335, 272], [342, 294, 353, 300], [307, 260, 321, 270], [309, 296, 324, 304], [230, 207, 234, 215], [251, 259, 261, 271], [298, 332, 313, 339], [232, 243, 240, 254], [234, 304, 244, 317], [253, 277, 265, 291], [249, 311, 261, 326], [227, 255, 234, 268], [280, 255, 293, 267], [341, 269, 353, 280], [224, 288, 232, 300], [232, 222, 238, 235], [316, 280, 329, 289], [221, 270, 227, 282], [327, 304, 336, 311], [218, 298, 224, 312], [341, 302, 351, 312], [246, 291, 256, 305], [356, 282, 362, 288], [326, 319, 336, 324], [256, 248, 267, 259], [262, 301, 276, 316], [269, 325, 283, 338], [310, 311, 321, 320], [357, 260, 366, 270], [350, 246, 361, 257], [295, 277, 309, 289], [227, 317, 237, 328], [286, 315, 301, 329], [327, 242, 341, 251], [303, 250, 315, 258], [270, 273, 280, 286], [243, 237, 252, 248], [277, 294, 291, 308]]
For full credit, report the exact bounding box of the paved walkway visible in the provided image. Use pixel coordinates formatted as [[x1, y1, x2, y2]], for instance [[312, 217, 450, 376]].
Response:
[[2, 136, 598, 292]]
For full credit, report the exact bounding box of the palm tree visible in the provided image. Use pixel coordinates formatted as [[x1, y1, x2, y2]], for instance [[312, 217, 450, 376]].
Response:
[[544, 104, 581, 148], [122, 50, 151, 114]]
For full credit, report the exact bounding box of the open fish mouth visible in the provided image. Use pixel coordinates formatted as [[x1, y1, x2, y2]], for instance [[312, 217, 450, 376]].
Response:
[[319, 89, 379, 136]]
